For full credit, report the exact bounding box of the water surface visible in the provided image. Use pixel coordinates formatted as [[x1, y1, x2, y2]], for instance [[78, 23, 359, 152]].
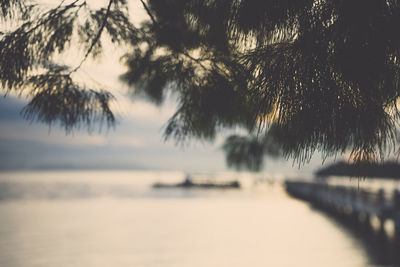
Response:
[[0, 171, 370, 266]]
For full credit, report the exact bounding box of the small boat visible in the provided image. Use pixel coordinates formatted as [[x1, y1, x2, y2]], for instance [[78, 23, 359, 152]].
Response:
[[152, 175, 240, 189]]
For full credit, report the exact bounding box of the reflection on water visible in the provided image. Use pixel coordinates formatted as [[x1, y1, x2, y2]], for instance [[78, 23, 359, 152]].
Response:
[[0, 171, 373, 266], [309, 203, 400, 266]]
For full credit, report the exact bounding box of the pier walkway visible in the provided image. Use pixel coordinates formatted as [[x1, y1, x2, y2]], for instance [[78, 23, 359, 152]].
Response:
[[285, 180, 400, 239]]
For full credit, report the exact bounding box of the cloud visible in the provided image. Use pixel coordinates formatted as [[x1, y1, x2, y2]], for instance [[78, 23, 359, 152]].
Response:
[[0, 95, 226, 172], [0, 94, 163, 148], [109, 136, 143, 147]]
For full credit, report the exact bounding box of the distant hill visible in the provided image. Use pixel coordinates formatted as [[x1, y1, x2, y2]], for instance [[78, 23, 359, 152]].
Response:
[[315, 161, 400, 179]]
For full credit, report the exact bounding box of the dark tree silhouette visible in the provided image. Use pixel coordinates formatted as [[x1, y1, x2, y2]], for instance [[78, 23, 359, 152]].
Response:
[[315, 161, 400, 179], [2, 0, 400, 170], [0, 0, 136, 130]]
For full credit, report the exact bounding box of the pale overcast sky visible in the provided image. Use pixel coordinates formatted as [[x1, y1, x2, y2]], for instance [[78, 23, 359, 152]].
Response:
[[0, 94, 331, 175]]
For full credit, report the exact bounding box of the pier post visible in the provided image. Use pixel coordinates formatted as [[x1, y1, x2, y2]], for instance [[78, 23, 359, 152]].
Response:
[[359, 190, 372, 231], [377, 189, 386, 235], [394, 189, 400, 241], [349, 188, 359, 224]]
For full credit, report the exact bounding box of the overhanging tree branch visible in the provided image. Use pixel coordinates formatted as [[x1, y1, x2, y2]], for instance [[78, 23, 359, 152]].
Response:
[[71, 0, 113, 73]]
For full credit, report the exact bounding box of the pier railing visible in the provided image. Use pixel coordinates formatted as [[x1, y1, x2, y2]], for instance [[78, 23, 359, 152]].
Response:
[[285, 180, 400, 239]]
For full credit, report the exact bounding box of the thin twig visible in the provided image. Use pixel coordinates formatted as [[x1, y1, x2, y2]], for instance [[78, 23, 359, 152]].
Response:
[[140, 0, 157, 26], [71, 0, 113, 73], [139, 0, 209, 72], [20, 0, 82, 36]]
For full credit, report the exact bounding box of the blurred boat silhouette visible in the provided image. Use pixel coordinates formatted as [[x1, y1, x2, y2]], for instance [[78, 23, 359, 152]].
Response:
[[153, 175, 240, 189]]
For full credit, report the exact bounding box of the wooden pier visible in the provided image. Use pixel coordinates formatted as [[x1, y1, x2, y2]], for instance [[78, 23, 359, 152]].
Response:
[[285, 180, 400, 240]]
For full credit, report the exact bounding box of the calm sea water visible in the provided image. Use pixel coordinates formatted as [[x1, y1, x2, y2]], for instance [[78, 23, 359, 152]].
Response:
[[0, 171, 373, 267]]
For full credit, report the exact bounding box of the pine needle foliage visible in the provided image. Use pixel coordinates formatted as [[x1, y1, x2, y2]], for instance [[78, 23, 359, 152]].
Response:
[[122, 0, 400, 170], [222, 134, 281, 172], [0, 0, 137, 131], [2, 0, 400, 170]]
